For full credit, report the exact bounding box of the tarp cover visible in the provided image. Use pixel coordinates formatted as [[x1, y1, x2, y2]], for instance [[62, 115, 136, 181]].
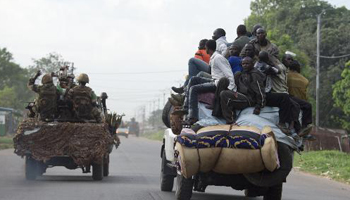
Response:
[[196, 104, 297, 150], [14, 118, 113, 166]]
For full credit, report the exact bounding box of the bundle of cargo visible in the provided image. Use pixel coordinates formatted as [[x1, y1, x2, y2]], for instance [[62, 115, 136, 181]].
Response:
[[175, 125, 279, 179]]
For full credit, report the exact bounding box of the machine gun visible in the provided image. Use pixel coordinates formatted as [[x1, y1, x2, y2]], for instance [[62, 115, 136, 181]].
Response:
[[100, 92, 108, 115]]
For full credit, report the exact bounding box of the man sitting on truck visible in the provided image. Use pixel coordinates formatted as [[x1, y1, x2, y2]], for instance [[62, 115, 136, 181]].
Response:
[[240, 27, 301, 135], [283, 55, 314, 139], [219, 57, 265, 124], [173, 39, 236, 125], [225, 24, 251, 58], [172, 39, 211, 94], [67, 73, 102, 122], [212, 28, 229, 56], [27, 70, 59, 122]]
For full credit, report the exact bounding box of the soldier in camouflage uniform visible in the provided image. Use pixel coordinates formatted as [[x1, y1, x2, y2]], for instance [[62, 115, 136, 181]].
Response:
[[67, 73, 102, 122], [27, 70, 59, 121]]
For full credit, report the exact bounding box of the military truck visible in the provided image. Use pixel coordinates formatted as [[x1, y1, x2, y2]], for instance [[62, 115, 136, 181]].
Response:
[[14, 69, 122, 181]]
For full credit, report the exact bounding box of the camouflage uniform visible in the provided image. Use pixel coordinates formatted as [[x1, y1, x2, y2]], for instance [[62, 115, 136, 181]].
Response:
[[27, 74, 58, 121], [67, 74, 101, 122]]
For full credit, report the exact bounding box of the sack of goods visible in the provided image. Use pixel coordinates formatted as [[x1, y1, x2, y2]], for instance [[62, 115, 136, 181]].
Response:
[[14, 118, 114, 166], [175, 125, 280, 178]]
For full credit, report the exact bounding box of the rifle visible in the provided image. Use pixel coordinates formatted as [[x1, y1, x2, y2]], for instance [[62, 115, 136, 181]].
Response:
[[25, 102, 36, 118]]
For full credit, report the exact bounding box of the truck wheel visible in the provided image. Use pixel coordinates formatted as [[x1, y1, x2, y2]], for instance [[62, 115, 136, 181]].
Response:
[[103, 155, 109, 177], [175, 174, 194, 200], [245, 187, 267, 198], [162, 100, 173, 128], [125, 134, 129, 138], [245, 189, 259, 197], [25, 156, 38, 180], [160, 151, 174, 191], [263, 183, 283, 200], [92, 161, 104, 181]]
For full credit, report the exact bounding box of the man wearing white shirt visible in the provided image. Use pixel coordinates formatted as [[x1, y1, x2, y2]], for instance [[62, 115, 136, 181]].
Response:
[[212, 28, 229, 56], [173, 39, 237, 124]]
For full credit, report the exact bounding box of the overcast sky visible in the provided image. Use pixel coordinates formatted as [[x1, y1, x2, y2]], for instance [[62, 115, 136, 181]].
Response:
[[0, 0, 349, 121]]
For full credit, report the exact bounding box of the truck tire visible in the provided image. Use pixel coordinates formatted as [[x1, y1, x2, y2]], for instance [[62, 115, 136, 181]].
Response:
[[103, 155, 109, 177], [92, 161, 104, 181], [175, 174, 194, 200], [25, 156, 38, 180], [244, 188, 259, 197], [160, 151, 174, 191], [244, 187, 268, 198], [125, 134, 129, 138], [162, 100, 173, 128], [263, 183, 283, 200], [244, 142, 293, 187]]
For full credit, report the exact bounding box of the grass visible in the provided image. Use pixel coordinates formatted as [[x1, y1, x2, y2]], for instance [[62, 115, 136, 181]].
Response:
[[0, 136, 14, 150], [143, 130, 164, 141], [294, 150, 350, 184]]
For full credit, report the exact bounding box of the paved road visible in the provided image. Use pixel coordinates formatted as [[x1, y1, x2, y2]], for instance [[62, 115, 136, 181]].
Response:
[[0, 136, 349, 200]]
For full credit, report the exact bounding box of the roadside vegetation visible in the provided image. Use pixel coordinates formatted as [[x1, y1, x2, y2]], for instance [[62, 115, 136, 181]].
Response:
[[294, 150, 350, 184], [0, 136, 13, 150], [143, 130, 163, 141]]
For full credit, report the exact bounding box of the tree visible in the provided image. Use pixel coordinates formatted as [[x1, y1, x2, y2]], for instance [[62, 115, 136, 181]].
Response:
[[332, 61, 350, 130], [0, 87, 16, 108], [28, 52, 68, 76], [147, 109, 164, 129], [0, 48, 33, 110], [0, 48, 26, 90], [245, 0, 350, 128]]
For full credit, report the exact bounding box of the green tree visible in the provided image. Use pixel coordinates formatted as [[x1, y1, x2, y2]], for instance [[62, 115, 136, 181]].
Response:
[[245, 0, 350, 128], [28, 52, 67, 76], [147, 109, 163, 129], [0, 48, 33, 110], [0, 87, 16, 108], [332, 61, 350, 130]]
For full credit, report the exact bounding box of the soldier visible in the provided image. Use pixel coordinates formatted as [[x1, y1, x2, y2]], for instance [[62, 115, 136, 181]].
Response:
[[67, 73, 102, 122], [27, 70, 58, 121]]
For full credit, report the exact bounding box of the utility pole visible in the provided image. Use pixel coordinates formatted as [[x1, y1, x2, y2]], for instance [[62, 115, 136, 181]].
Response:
[[316, 12, 323, 128], [158, 98, 160, 110]]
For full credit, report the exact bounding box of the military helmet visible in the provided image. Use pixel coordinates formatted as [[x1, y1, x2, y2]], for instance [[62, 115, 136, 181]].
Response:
[[42, 74, 53, 84], [76, 73, 89, 83]]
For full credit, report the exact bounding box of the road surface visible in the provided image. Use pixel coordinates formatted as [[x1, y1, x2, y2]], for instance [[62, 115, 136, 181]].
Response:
[[0, 135, 349, 200]]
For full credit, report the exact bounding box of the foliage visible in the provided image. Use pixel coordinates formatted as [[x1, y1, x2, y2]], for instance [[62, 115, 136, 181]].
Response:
[[294, 150, 350, 184], [147, 109, 164, 129], [0, 48, 70, 111], [27, 52, 67, 77], [0, 87, 16, 108], [245, 0, 350, 128], [143, 130, 163, 141], [0, 48, 33, 110], [332, 61, 350, 130], [0, 136, 13, 150]]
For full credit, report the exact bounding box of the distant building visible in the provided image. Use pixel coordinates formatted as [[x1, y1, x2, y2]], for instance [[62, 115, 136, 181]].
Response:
[[0, 107, 18, 135]]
